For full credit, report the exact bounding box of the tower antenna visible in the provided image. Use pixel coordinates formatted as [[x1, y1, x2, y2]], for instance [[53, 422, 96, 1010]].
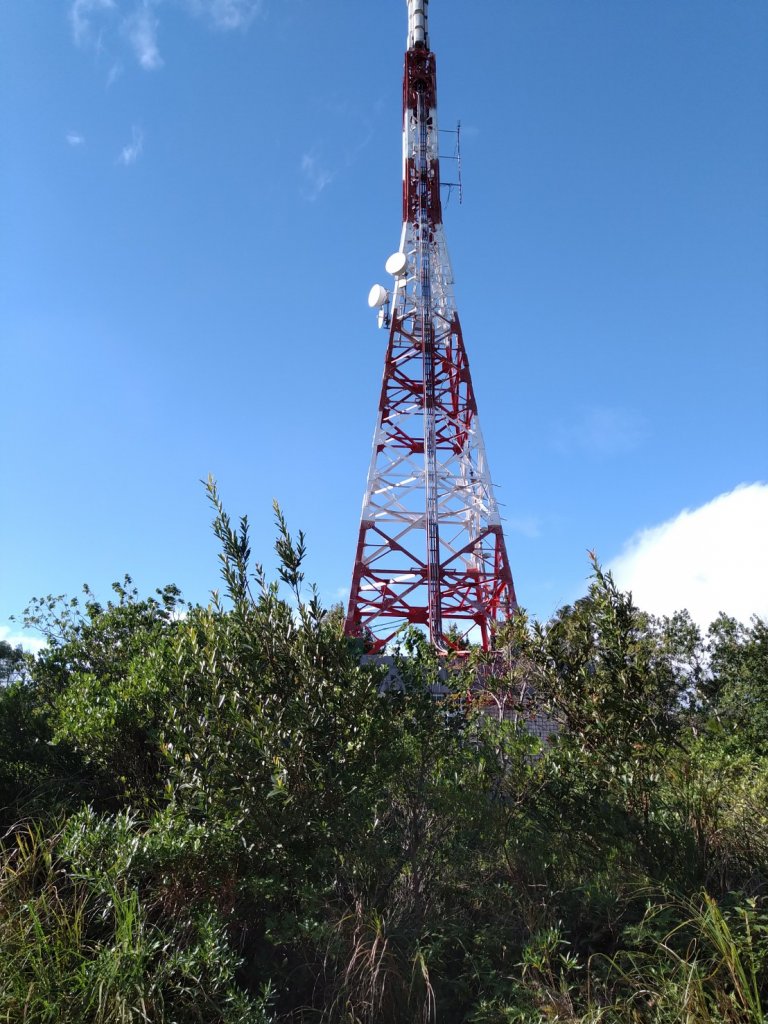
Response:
[[345, 0, 518, 653], [439, 121, 463, 206]]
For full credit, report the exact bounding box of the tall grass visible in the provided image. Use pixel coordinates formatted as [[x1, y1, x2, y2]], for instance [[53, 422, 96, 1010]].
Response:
[[0, 823, 161, 1022], [315, 898, 435, 1024], [0, 824, 270, 1024], [587, 892, 767, 1024]]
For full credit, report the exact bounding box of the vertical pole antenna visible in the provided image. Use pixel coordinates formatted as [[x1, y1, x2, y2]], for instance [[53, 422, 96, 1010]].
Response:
[[408, 0, 429, 49]]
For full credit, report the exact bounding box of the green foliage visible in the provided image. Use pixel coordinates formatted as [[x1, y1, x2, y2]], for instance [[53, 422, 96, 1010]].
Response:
[[1, 485, 766, 1022], [534, 558, 685, 764], [704, 615, 768, 755], [0, 823, 271, 1023], [0, 640, 26, 686], [20, 576, 184, 688], [585, 891, 768, 1024]]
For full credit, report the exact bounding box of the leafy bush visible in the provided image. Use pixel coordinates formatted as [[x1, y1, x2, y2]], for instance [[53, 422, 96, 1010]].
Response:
[[1, 485, 766, 1022]]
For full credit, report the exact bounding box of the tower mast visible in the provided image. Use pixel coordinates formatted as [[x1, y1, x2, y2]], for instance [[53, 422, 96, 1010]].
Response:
[[345, 0, 518, 653]]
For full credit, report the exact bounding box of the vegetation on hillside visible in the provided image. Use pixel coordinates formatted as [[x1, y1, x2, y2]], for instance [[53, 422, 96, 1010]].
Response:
[[1, 482, 766, 1023]]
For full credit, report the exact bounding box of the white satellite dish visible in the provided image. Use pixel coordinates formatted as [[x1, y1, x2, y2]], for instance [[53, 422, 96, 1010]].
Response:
[[385, 251, 408, 277], [368, 284, 389, 309]]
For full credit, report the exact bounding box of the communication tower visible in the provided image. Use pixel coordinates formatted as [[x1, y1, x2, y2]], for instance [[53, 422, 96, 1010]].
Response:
[[345, 0, 518, 653]]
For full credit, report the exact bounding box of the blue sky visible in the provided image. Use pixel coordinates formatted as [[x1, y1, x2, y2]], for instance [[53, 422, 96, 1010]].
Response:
[[2, 0, 767, 649]]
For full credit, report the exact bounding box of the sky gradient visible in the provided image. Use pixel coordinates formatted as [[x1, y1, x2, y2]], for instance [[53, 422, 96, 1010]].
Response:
[[2, 0, 767, 649]]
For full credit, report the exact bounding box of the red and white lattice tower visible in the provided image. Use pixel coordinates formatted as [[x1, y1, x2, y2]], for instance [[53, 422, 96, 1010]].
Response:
[[345, 0, 518, 654]]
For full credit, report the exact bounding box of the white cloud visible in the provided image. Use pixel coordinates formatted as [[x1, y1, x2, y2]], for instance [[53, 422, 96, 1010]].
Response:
[[118, 125, 144, 164], [0, 625, 46, 656], [70, 0, 116, 47], [125, 2, 163, 69], [66, 131, 85, 146], [185, 0, 263, 31], [300, 152, 334, 201], [504, 515, 541, 539], [552, 406, 646, 457], [70, 0, 262, 78], [107, 61, 124, 86], [609, 483, 768, 628]]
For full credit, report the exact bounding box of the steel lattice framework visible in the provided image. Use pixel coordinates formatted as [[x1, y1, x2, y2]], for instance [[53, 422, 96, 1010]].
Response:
[[345, 0, 518, 653]]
